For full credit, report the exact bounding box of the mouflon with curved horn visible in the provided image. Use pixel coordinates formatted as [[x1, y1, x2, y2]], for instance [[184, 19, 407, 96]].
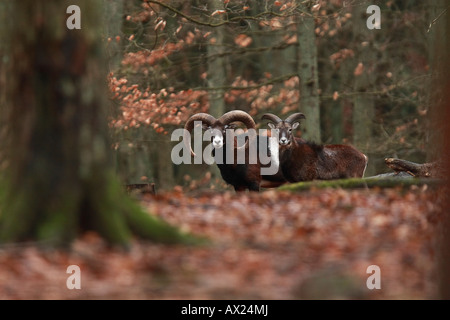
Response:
[[262, 112, 368, 182]]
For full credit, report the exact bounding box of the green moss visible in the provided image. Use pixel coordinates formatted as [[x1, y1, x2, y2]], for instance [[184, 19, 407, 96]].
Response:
[[0, 187, 35, 242], [86, 171, 207, 247], [36, 192, 80, 244], [124, 197, 208, 245], [278, 177, 443, 192]]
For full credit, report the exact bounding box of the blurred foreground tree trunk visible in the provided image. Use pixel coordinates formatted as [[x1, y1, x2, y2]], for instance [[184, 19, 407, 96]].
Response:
[[427, 0, 447, 162], [431, 1, 450, 299], [0, 0, 196, 246]]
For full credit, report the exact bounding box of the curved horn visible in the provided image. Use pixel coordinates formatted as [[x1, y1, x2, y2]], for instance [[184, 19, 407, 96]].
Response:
[[284, 113, 306, 124], [218, 110, 256, 150], [261, 113, 282, 124], [184, 113, 216, 157], [218, 110, 256, 129]]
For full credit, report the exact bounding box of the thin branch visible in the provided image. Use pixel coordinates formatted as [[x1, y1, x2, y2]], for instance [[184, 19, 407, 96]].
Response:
[[192, 74, 298, 91], [204, 41, 297, 62], [145, 0, 298, 27], [427, 5, 449, 33], [321, 73, 433, 100]]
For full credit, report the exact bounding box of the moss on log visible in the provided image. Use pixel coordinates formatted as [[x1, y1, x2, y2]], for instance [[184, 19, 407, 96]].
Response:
[[277, 177, 444, 192]]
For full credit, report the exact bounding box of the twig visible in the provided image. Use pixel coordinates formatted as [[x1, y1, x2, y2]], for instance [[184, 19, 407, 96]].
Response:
[[192, 73, 298, 91], [427, 6, 449, 33], [146, 0, 298, 28]]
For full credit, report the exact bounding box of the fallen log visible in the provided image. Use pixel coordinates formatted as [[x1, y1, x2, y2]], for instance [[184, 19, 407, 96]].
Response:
[[125, 183, 156, 195], [367, 171, 414, 179], [277, 177, 443, 192], [384, 158, 442, 178]]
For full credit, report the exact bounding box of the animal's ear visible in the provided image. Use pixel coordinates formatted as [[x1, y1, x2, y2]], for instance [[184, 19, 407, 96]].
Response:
[[226, 124, 237, 130], [268, 123, 275, 129], [292, 122, 300, 129]]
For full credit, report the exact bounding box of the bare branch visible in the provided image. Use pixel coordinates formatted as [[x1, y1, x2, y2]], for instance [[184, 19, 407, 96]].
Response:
[[427, 5, 449, 33], [192, 74, 298, 91], [145, 0, 298, 27]]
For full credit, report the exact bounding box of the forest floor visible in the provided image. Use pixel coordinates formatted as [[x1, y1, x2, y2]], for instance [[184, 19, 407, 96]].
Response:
[[0, 185, 444, 300]]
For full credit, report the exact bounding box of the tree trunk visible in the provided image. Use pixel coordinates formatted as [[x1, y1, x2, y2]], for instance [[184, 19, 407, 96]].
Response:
[[115, 128, 156, 186], [430, 0, 450, 299], [207, 1, 226, 118], [321, 66, 343, 144], [352, 0, 376, 176], [427, 0, 447, 162], [297, 6, 321, 143], [104, 0, 124, 73], [154, 133, 176, 190], [0, 0, 197, 246], [206, 0, 227, 186], [329, 72, 344, 144]]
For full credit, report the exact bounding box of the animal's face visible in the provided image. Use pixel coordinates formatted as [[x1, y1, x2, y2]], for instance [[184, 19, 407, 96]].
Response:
[[204, 124, 236, 149], [268, 121, 299, 146]]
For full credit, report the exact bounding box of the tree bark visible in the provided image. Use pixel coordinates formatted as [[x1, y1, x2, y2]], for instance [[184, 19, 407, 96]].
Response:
[[427, 0, 448, 162], [206, 0, 227, 186], [0, 0, 197, 246], [429, 0, 450, 299], [352, 0, 376, 176], [154, 134, 176, 190], [104, 0, 124, 72], [207, 0, 226, 119], [297, 6, 321, 143]]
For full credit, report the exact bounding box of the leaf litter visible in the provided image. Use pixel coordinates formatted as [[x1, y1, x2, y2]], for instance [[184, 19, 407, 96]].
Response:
[[0, 186, 444, 299]]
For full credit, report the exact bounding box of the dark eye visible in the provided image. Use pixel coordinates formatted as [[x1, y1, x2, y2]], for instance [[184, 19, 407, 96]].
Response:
[[288, 129, 292, 132]]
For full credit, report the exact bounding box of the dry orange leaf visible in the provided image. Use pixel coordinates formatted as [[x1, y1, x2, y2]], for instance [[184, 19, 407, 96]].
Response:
[[354, 62, 364, 76]]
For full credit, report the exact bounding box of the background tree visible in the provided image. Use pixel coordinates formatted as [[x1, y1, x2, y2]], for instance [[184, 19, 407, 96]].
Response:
[[205, 0, 228, 184], [351, 0, 376, 175], [0, 0, 195, 246], [297, 2, 321, 142]]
